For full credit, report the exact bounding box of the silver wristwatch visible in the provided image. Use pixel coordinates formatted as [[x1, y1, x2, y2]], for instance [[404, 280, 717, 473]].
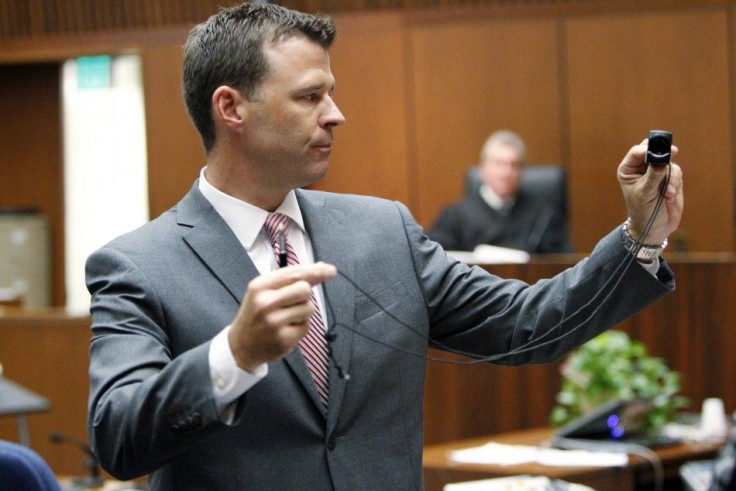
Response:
[[621, 220, 668, 262]]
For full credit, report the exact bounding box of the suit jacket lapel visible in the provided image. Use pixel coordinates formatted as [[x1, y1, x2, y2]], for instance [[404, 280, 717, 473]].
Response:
[[177, 183, 260, 303], [297, 190, 356, 429], [176, 184, 356, 423], [177, 185, 325, 412]]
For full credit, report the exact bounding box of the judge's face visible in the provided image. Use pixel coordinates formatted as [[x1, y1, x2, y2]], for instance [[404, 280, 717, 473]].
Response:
[[242, 36, 345, 192], [479, 143, 523, 202]]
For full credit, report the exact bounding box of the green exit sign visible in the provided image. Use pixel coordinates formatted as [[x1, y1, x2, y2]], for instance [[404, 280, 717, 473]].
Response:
[[77, 55, 112, 89]]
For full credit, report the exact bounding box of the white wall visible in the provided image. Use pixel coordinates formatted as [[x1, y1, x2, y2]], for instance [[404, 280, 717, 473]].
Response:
[[63, 54, 149, 313]]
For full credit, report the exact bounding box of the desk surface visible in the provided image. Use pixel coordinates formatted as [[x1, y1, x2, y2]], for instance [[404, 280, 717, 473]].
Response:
[[0, 306, 90, 327], [0, 377, 50, 416], [423, 427, 725, 491]]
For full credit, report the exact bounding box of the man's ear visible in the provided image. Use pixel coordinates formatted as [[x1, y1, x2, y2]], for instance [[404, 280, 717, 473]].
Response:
[[212, 86, 246, 130]]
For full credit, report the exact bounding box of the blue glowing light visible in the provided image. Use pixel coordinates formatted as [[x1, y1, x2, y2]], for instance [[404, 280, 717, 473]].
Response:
[[611, 426, 625, 439]]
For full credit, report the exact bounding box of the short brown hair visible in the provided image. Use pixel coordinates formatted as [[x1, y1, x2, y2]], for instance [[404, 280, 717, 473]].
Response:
[[182, 3, 337, 152]]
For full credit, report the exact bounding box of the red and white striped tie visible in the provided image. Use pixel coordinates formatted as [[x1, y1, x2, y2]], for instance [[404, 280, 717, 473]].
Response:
[[264, 213, 329, 407]]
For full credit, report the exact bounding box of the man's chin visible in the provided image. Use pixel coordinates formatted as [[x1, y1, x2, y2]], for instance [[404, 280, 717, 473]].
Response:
[[295, 164, 329, 189]]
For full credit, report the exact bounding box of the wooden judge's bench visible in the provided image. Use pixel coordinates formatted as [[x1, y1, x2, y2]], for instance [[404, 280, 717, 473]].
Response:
[[0, 254, 734, 480]]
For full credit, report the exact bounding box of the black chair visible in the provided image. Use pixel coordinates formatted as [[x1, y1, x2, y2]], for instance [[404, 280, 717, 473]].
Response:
[[465, 164, 569, 226], [0, 439, 61, 491]]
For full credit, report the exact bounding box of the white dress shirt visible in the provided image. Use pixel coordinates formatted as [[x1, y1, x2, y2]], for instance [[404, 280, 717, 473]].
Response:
[[479, 183, 515, 212], [197, 168, 327, 419]]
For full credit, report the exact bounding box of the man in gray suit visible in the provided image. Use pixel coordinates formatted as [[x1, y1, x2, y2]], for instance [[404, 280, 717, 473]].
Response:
[[86, 3, 684, 490]]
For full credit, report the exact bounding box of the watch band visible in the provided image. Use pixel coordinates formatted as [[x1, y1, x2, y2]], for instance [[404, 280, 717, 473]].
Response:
[[621, 220, 668, 263]]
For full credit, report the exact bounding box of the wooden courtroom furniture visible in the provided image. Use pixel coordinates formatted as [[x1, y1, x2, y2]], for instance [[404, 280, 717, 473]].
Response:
[[423, 426, 726, 491]]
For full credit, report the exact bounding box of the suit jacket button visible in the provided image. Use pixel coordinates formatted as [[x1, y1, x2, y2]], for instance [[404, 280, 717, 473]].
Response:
[[327, 439, 336, 451]]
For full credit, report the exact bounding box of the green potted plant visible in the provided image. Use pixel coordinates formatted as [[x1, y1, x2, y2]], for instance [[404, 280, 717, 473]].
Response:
[[550, 330, 689, 432]]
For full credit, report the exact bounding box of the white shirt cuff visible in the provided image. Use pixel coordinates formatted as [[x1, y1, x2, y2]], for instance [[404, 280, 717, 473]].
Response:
[[209, 325, 268, 423], [638, 257, 661, 276]]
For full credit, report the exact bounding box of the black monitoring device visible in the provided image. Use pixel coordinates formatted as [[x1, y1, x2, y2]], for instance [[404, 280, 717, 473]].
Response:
[[646, 130, 673, 166]]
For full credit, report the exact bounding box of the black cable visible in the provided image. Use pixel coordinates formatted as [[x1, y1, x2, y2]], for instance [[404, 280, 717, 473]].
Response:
[[324, 165, 671, 368]]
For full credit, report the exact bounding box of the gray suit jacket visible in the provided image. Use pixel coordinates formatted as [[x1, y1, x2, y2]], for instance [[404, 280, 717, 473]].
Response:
[[86, 183, 674, 490]]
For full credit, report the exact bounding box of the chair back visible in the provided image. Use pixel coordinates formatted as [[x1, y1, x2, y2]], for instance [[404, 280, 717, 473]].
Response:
[[465, 164, 568, 223], [0, 439, 61, 491]]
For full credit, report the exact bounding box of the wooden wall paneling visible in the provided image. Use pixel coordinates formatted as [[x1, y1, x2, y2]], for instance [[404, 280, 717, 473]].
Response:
[[424, 354, 553, 444], [671, 260, 702, 402], [456, 363, 531, 435], [423, 351, 464, 443], [619, 258, 736, 412], [141, 41, 206, 218], [424, 256, 736, 445], [408, 15, 562, 227], [424, 261, 577, 444], [0, 311, 92, 477], [310, 11, 412, 204], [0, 63, 65, 306], [0, 0, 242, 40], [0, 0, 30, 39], [520, 363, 562, 427], [565, 9, 733, 252], [718, 270, 736, 407], [674, 261, 736, 407]]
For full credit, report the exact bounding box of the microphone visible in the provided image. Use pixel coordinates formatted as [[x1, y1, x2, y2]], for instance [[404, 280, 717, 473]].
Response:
[[325, 331, 350, 380], [49, 433, 105, 487], [527, 207, 554, 253]]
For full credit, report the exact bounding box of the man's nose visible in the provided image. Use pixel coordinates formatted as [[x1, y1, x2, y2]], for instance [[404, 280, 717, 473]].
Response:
[[322, 96, 345, 128]]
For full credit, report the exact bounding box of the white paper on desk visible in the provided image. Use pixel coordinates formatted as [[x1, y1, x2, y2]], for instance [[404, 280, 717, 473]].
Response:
[[536, 448, 628, 467], [445, 245, 530, 265], [447, 442, 628, 468], [448, 443, 540, 466], [472, 245, 530, 264], [444, 475, 595, 491]]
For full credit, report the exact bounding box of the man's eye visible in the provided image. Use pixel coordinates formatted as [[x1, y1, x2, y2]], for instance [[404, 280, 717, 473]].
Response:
[[304, 93, 318, 102]]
